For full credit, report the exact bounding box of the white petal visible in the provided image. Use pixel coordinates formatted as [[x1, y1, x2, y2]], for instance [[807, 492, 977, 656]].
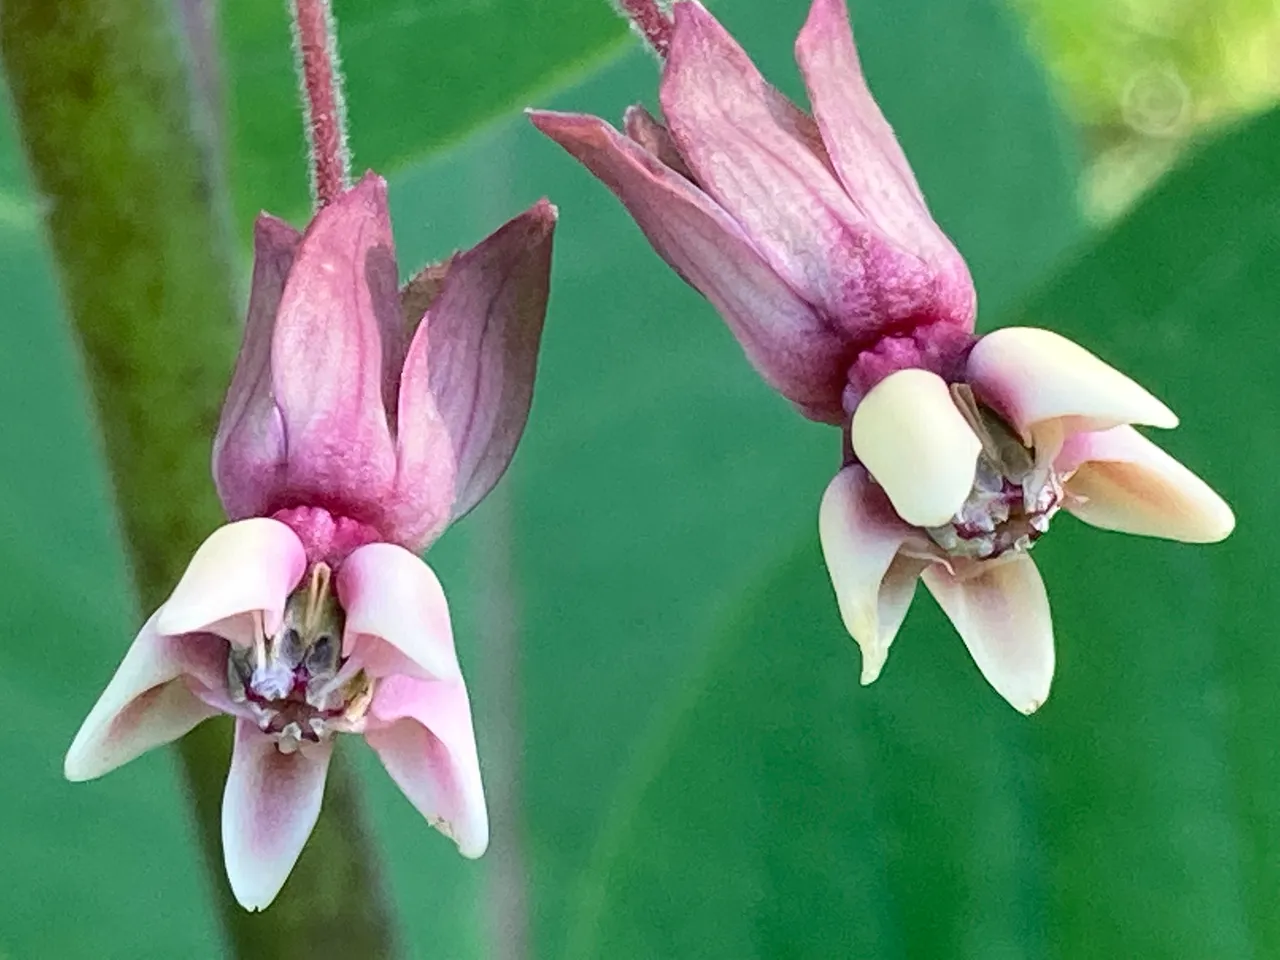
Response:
[[851, 368, 981, 526], [366, 676, 488, 857], [922, 555, 1055, 714], [222, 719, 333, 911], [1060, 425, 1235, 543], [967, 327, 1177, 440], [335, 543, 462, 681], [157, 518, 307, 642], [818, 466, 923, 682], [64, 612, 226, 781]]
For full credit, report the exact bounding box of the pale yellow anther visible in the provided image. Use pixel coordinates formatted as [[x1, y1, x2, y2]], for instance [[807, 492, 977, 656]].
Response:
[[851, 369, 982, 527]]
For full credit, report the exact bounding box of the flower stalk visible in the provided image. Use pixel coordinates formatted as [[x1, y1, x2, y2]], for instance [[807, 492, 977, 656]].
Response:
[[290, 0, 350, 206], [616, 0, 674, 58]]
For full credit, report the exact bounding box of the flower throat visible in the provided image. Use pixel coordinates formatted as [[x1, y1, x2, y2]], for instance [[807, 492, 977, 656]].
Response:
[[227, 562, 372, 752]]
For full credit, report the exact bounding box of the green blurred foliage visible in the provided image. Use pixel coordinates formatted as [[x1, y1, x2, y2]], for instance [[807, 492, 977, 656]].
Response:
[[0, 0, 1274, 957], [1019, 0, 1280, 130], [1016, 0, 1280, 217]]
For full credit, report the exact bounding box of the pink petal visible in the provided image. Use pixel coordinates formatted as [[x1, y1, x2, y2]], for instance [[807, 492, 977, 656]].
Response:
[[622, 104, 695, 180], [271, 172, 399, 514], [529, 108, 847, 423], [818, 466, 924, 683], [1058, 425, 1235, 543], [222, 719, 333, 911], [921, 555, 1055, 714], [335, 542, 462, 681], [213, 214, 299, 520], [391, 201, 556, 548], [64, 612, 227, 781], [795, 0, 975, 327], [366, 676, 488, 857], [660, 2, 949, 331], [967, 327, 1178, 441], [156, 518, 307, 643], [850, 368, 982, 526]]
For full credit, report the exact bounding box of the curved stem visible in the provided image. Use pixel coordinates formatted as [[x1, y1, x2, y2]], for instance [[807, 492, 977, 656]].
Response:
[[0, 0, 396, 956], [290, 0, 350, 206]]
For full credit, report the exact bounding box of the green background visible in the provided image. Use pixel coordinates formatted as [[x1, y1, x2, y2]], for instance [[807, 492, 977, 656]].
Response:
[[0, 0, 1272, 956]]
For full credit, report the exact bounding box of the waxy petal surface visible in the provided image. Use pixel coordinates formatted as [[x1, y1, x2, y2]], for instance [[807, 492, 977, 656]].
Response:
[[529, 108, 847, 421], [922, 555, 1055, 714], [222, 720, 334, 911], [968, 327, 1178, 440], [214, 214, 300, 519], [851, 368, 981, 526], [366, 676, 488, 857], [819, 466, 923, 682], [157, 518, 307, 643], [65, 613, 227, 781], [271, 173, 399, 513], [393, 201, 556, 547], [1060, 425, 1235, 543], [661, 1, 947, 330], [795, 0, 974, 326], [336, 542, 461, 681]]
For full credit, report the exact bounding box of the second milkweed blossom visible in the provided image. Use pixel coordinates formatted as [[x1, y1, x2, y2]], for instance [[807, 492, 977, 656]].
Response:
[[531, 0, 1233, 712], [65, 173, 556, 908]]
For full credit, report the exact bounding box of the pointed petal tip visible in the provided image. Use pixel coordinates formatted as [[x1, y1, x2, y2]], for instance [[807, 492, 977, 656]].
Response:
[[530, 197, 559, 223], [1061, 426, 1236, 543], [222, 724, 332, 916], [818, 466, 918, 681], [922, 556, 1055, 715], [969, 327, 1178, 436], [851, 369, 981, 527], [858, 649, 886, 686]]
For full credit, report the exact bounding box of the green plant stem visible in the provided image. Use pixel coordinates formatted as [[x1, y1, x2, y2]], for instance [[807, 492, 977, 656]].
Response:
[[0, 1, 397, 956]]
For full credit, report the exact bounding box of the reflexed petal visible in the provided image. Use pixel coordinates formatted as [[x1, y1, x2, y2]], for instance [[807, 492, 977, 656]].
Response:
[[851, 368, 981, 526], [335, 542, 461, 681], [661, 1, 948, 330], [64, 613, 226, 781], [795, 0, 975, 326], [157, 519, 307, 642], [818, 466, 923, 682], [271, 172, 399, 511], [529, 108, 846, 422], [967, 327, 1178, 440], [213, 214, 299, 519], [222, 720, 333, 911], [366, 676, 488, 857], [922, 555, 1055, 714], [392, 201, 556, 548], [1059, 425, 1235, 543]]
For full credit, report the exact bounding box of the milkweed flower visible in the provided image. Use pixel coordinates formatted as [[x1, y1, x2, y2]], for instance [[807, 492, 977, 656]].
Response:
[[530, 0, 1232, 712], [65, 173, 556, 908]]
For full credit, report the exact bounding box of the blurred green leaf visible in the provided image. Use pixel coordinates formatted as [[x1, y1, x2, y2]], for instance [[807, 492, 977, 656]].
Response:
[[220, 0, 628, 227], [568, 106, 1279, 957]]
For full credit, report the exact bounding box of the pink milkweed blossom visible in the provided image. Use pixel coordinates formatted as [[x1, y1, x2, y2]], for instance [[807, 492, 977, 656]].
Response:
[[530, 0, 1232, 713], [65, 173, 556, 909]]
